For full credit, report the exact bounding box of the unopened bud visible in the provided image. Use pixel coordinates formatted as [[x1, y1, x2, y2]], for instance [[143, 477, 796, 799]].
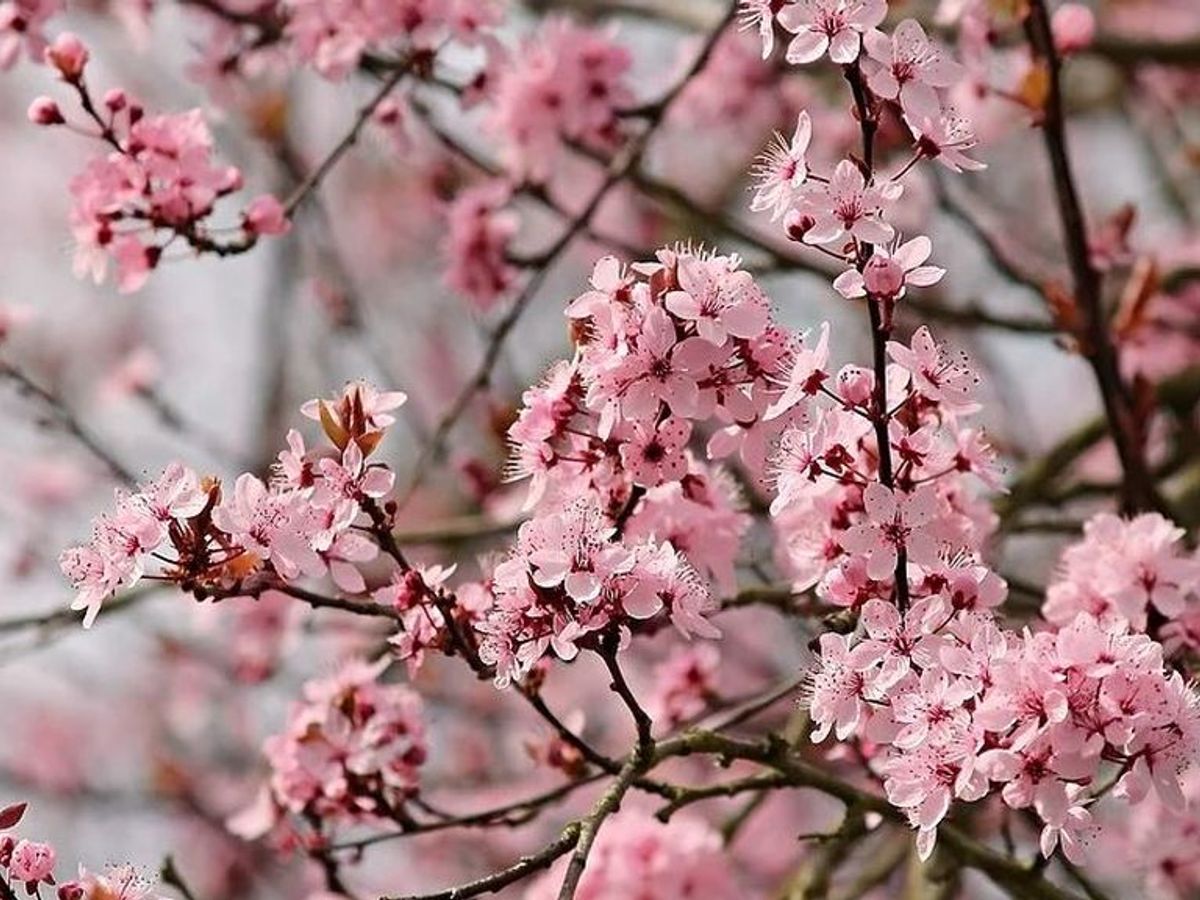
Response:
[[45, 32, 88, 81], [27, 96, 64, 125]]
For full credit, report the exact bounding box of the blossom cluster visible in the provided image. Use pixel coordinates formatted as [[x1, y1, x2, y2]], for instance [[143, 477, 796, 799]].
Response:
[[233, 658, 427, 843], [60, 382, 405, 626], [439, 16, 635, 308], [474, 499, 719, 687], [486, 17, 633, 183], [810, 600, 1200, 861], [285, 0, 501, 80], [29, 33, 288, 292], [1044, 512, 1200, 635], [768, 323, 1000, 598]]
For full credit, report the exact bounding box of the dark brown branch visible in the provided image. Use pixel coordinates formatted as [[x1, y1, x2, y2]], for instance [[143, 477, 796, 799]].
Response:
[[1023, 0, 1161, 516]]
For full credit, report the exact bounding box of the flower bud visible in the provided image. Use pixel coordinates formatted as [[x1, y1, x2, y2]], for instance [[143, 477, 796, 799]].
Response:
[[58, 883, 84, 900], [27, 97, 64, 126], [243, 194, 290, 237], [784, 208, 815, 243], [45, 32, 89, 81], [836, 365, 874, 407], [863, 255, 905, 299], [1052, 3, 1096, 55], [103, 88, 127, 112]]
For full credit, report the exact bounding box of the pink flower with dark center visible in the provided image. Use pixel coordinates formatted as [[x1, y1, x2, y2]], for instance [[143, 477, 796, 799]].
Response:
[[905, 105, 986, 172], [840, 482, 943, 580], [620, 416, 692, 487], [778, 0, 887, 65], [887, 326, 980, 415], [863, 19, 963, 118], [803, 159, 900, 246]]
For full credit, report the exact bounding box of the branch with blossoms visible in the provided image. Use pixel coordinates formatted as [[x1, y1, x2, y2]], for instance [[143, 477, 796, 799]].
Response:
[[1, 0, 1200, 899]]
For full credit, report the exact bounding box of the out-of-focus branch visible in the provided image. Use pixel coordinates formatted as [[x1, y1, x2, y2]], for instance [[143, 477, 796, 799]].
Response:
[[0, 361, 137, 485], [1023, 0, 1162, 516]]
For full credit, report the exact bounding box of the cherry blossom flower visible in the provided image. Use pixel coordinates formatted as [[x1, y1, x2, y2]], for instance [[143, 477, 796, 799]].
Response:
[[442, 180, 519, 312], [802, 159, 901, 246], [863, 19, 963, 118], [777, 0, 887, 65], [807, 631, 878, 741], [9, 839, 55, 886], [0, 0, 61, 70], [749, 111, 813, 221], [887, 326, 980, 416], [905, 105, 986, 172], [620, 417, 692, 487], [738, 0, 780, 59], [840, 483, 944, 580], [665, 253, 769, 345]]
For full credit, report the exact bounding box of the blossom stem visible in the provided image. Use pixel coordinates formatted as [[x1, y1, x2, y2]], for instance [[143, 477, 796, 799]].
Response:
[[843, 60, 910, 613]]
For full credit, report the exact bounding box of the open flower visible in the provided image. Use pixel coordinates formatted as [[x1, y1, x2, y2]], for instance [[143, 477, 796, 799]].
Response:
[[840, 483, 943, 580], [863, 19, 962, 118], [803, 159, 900, 246], [778, 0, 887, 65], [750, 111, 812, 221]]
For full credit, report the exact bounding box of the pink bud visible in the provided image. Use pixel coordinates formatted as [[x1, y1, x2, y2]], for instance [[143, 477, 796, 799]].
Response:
[[1051, 3, 1096, 55], [244, 194, 291, 237], [27, 96, 64, 126], [862, 255, 905, 298], [45, 32, 89, 80], [836, 366, 874, 406], [784, 208, 814, 243], [103, 88, 127, 112]]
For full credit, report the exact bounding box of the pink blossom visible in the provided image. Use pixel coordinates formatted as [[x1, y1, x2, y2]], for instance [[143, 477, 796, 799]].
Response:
[[840, 483, 944, 580], [863, 19, 963, 118], [0, 0, 61, 70], [487, 18, 632, 181], [906, 105, 986, 172], [802, 159, 900, 246], [1052, 3, 1096, 55], [807, 631, 878, 741], [749, 111, 813, 221], [45, 30, 87, 79], [9, 839, 55, 884], [620, 416, 691, 487], [777, 0, 887, 65], [243, 194, 290, 236], [887, 326, 980, 416], [442, 180, 519, 312]]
